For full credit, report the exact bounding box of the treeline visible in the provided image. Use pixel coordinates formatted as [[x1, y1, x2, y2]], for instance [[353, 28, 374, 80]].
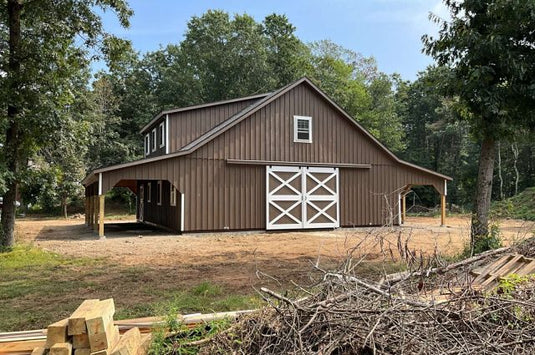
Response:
[[7, 10, 535, 215]]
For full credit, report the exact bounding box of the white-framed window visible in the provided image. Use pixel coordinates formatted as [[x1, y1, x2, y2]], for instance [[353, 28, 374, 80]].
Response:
[[151, 128, 157, 152], [170, 185, 176, 206], [157, 180, 162, 205], [147, 182, 152, 203], [144, 134, 150, 156], [159, 122, 165, 148], [294, 115, 312, 143]]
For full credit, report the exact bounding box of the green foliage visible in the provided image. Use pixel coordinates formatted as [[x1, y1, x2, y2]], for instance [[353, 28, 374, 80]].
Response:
[[423, 0, 535, 142], [306, 40, 405, 152], [492, 187, 535, 221], [496, 274, 533, 296], [461, 223, 503, 257], [150, 318, 232, 355]]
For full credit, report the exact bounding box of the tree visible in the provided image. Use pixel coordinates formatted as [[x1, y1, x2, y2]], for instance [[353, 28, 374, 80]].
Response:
[[0, 0, 132, 249], [423, 0, 535, 250], [306, 40, 406, 152]]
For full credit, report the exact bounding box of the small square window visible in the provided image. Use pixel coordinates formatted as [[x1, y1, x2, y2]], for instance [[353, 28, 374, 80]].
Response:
[[294, 115, 312, 143], [144, 134, 150, 156], [147, 182, 152, 203], [151, 128, 157, 152], [159, 122, 165, 148], [157, 180, 162, 205], [170, 185, 176, 206]]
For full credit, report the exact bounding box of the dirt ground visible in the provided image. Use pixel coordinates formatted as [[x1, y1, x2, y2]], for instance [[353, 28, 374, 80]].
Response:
[[17, 215, 534, 269], [4, 215, 534, 331]]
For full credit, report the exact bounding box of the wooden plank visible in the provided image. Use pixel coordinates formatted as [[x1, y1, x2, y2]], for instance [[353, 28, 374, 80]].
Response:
[[50, 343, 72, 355], [46, 319, 69, 348], [473, 254, 512, 284], [89, 324, 118, 353], [86, 299, 115, 339], [74, 349, 91, 355], [31, 347, 45, 355], [73, 334, 90, 349], [136, 335, 151, 355], [480, 254, 523, 288], [69, 299, 100, 335], [110, 328, 141, 355], [86, 299, 116, 352], [516, 260, 535, 276], [0, 339, 45, 353]]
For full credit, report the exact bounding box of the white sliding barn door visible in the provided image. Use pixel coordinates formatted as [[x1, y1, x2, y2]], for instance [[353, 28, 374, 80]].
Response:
[[266, 166, 339, 230], [303, 167, 339, 229]]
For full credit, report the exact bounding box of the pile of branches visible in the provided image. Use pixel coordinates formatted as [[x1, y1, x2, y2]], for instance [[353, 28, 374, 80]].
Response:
[[201, 255, 535, 354]]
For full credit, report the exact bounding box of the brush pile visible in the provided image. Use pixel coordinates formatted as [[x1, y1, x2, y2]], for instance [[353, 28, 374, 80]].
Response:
[[202, 240, 535, 354]]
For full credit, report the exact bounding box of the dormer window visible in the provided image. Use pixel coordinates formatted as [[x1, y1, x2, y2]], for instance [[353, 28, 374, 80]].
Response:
[[151, 128, 157, 152], [144, 134, 150, 156], [294, 115, 312, 143], [159, 122, 165, 148]]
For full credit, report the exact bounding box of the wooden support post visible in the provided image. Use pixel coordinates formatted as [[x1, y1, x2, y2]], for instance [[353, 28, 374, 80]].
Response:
[[98, 194, 105, 238], [93, 195, 98, 231], [88, 195, 93, 228], [441, 194, 446, 226], [84, 195, 88, 226], [401, 194, 406, 224]]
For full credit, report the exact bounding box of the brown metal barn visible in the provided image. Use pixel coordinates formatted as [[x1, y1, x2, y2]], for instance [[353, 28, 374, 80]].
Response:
[[82, 77, 452, 237]]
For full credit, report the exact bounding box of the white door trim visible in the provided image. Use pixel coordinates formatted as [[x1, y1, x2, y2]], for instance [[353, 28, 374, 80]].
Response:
[[266, 166, 339, 230]]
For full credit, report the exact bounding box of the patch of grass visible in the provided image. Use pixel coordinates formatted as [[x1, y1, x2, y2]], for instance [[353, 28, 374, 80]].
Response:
[[492, 187, 535, 221], [153, 282, 261, 316], [0, 245, 260, 332]]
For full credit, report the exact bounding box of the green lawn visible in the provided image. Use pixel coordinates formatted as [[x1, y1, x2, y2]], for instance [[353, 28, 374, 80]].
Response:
[[0, 245, 260, 332]]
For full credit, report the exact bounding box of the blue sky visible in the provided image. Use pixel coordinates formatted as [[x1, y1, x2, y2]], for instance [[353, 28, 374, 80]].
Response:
[[100, 0, 449, 81]]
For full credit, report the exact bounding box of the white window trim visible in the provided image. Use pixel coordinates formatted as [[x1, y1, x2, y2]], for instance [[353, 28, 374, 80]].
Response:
[[170, 185, 176, 206], [294, 115, 312, 143], [151, 128, 157, 152], [144, 134, 150, 156], [165, 114, 169, 154], [147, 182, 152, 203], [159, 122, 165, 148], [157, 180, 162, 206]]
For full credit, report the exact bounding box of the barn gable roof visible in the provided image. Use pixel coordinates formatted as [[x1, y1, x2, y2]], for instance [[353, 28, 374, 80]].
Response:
[[140, 92, 269, 134], [86, 77, 452, 182]]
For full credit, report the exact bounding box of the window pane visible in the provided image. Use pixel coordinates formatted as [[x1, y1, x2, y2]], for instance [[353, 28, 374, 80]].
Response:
[[297, 131, 309, 140], [297, 119, 309, 129]]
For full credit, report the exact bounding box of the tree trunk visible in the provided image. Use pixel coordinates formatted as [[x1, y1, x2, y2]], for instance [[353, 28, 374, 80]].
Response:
[[511, 142, 519, 196], [62, 197, 68, 219], [1, 0, 22, 249], [471, 137, 496, 248], [497, 141, 504, 200]]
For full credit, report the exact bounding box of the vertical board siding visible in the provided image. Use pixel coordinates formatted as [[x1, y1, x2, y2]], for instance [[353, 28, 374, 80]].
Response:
[[99, 82, 447, 232], [137, 180, 181, 232], [168, 98, 261, 153]]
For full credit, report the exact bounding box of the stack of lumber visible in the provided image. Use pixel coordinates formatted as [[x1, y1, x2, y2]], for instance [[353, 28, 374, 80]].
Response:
[[0, 306, 253, 355], [33, 299, 150, 355]]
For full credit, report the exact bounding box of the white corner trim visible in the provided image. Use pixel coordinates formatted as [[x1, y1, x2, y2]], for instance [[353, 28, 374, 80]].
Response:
[[165, 114, 169, 154], [98, 173, 103, 195], [397, 193, 402, 225], [444, 179, 448, 196], [180, 193, 185, 232]]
